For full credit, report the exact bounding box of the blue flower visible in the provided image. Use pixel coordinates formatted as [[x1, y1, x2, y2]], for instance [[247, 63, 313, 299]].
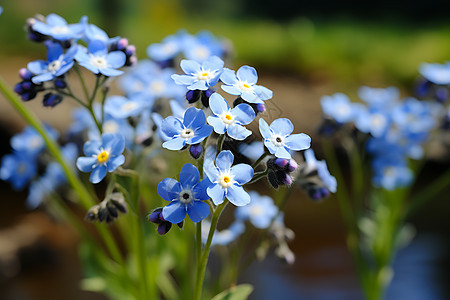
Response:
[[220, 66, 273, 103], [0, 152, 37, 190], [358, 86, 400, 108], [104, 95, 146, 119], [202, 220, 245, 246], [207, 93, 255, 140], [11, 125, 58, 157], [182, 31, 226, 62], [76, 133, 126, 184], [235, 191, 278, 229], [31, 13, 84, 41], [371, 155, 413, 190], [259, 118, 311, 159], [304, 149, 337, 193], [158, 163, 211, 223], [354, 106, 391, 138], [204, 150, 254, 206], [171, 56, 224, 91], [75, 40, 126, 77], [27, 42, 77, 84], [320, 93, 362, 124], [161, 107, 213, 150], [419, 62, 450, 85], [147, 31, 187, 62]]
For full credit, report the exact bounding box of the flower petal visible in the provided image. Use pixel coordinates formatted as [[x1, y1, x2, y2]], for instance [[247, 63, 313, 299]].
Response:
[[193, 178, 212, 200], [207, 116, 226, 135], [179, 163, 200, 187], [189, 125, 212, 144], [107, 155, 125, 172], [187, 201, 210, 222], [230, 164, 254, 185], [172, 74, 196, 86], [220, 68, 237, 85], [158, 178, 181, 201], [226, 185, 251, 206], [180, 59, 201, 74], [274, 146, 292, 159], [284, 133, 311, 151], [209, 93, 229, 116], [162, 201, 187, 224], [183, 107, 205, 129], [259, 118, 272, 140], [89, 165, 107, 184], [216, 150, 234, 171], [237, 66, 258, 84], [76, 157, 96, 172], [207, 184, 225, 205], [227, 124, 252, 140], [106, 51, 126, 69], [270, 118, 294, 136], [162, 137, 186, 150], [83, 140, 101, 156], [161, 116, 183, 138], [221, 84, 242, 96]]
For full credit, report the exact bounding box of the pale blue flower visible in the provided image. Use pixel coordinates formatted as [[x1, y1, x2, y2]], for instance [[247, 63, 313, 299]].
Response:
[[75, 40, 126, 76], [171, 56, 224, 90], [320, 93, 362, 124], [202, 220, 245, 246], [259, 118, 311, 159], [220, 66, 272, 103], [207, 93, 255, 140], [182, 31, 226, 62], [419, 62, 450, 85], [235, 191, 278, 229], [204, 150, 253, 206], [304, 149, 337, 193], [0, 152, 37, 190], [31, 13, 84, 41]]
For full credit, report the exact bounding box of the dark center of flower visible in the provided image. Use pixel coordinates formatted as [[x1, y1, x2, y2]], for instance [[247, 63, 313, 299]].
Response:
[[276, 137, 282, 143], [182, 193, 190, 200]]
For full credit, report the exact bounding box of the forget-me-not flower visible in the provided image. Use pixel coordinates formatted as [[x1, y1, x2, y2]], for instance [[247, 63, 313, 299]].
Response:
[[161, 107, 213, 150], [182, 31, 225, 62], [28, 42, 77, 84], [320, 93, 362, 124], [235, 191, 278, 229], [158, 163, 211, 223], [11, 125, 59, 157], [220, 66, 273, 103], [104, 95, 146, 119], [171, 56, 224, 90], [304, 149, 337, 193], [205, 150, 254, 206], [0, 152, 37, 190], [207, 93, 255, 140], [419, 62, 450, 85], [371, 155, 413, 190], [76, 133, 125, 184], [31, 13, 84, 41], [75, 40, 126, 77], [259, 118, 311, 159]]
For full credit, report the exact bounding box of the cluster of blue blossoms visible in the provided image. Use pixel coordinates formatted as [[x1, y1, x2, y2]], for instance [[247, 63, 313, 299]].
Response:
[[1, 13, 337, 258], [320, 85, 442, 190]]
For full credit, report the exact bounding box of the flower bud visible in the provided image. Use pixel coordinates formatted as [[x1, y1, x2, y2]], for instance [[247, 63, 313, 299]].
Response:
[[189, 143, 202, 159], [186, 90, 201, 104], [54, 78, 67, 89], [116, 38, 129, 50], [42, 93, 63, 107], [157, 222, 172, 235], [125, 45, 136, 56], [19, 68, 34, 80], [148, 207, 163, 224], [256, 103, 266, 113]]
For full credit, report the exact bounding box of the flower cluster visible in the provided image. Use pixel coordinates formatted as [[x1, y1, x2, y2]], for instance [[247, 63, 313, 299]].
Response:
[[320, 86, 442, 189]]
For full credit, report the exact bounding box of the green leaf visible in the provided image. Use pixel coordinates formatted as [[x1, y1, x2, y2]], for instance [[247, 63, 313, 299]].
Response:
[[211, 284, 254, 300]]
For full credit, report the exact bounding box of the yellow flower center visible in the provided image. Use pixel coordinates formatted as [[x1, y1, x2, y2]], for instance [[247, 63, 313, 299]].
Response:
[[243, 83, 250, 89], [220, 112, 235, 125], [219, 173, 234, 188], [97, 151, 110, 164], [223, 176, 230, 183]]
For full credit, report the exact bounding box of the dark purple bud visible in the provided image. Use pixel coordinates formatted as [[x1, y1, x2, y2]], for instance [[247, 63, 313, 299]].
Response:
[[157, 222, 172, 235], [42, 93, 63, 107], [308, 187, 330, 201], [435, 87, 448, 103], [268, 171, 279, 189], [19, 68, 34, 80], [116, 38, 129, 50], [54, 78, 67, 89], [274, 158, 289, 168], [256, 103, 266, 113], [177, 220, 184, 229], [21, 81, 33, 90], [127, 55, 137, 66], [416, 79, 431, 98], [148, 207, 163, 224], [281, 173, 292, 185], [125, 45, 136, 56], [200, 89, 215, 107], [186, 90, 200, 103], [21, 91, 37, 101], [14, 82, 24, 94], [189, 143, 202, 159]]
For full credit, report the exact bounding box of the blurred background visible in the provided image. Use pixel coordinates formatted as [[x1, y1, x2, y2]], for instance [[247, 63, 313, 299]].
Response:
[[1, 0, 450, 299]]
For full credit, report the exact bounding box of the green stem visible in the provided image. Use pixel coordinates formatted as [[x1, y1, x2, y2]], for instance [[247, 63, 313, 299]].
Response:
[[74, 65, 90, 101], [251, 152, 269, 169], [247, 169, 269, 185], [194, 201, 228, 300], [216, 134, 225, 157], [0, 77, 124, 265]]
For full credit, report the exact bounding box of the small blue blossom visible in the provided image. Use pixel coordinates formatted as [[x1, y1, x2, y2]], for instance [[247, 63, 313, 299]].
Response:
[[161, 107, 213, 150], [27, 41, 77, 84], [371, 155, 413, 190], [358, 86, 400, 108], [220, 66, 273, 104], [182, 31, 226, 62], [146, 31, 185, 62], [354, 106, 391, 138], [304, 149, 337, 193], [419, 62, 450, 85], [320, 93, 362, 124], [235, 191, 278, 229], [0, 152, 37, 190], [171, 56, 224, 91], [207, 93, 255, 140], [75, 40, 126, 77], [76, 133, 126, 184], [104, 95, 146, 119], [158, 163, 211, 223], [202, 220, 245, 246], [31, 13, 84, 41], [204, 150, 254, 206], [11, 125, 58, 157], [259, 118, 311, 159]]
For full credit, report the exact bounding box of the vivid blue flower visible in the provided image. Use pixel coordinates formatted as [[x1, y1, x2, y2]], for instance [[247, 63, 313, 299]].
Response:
[[235, 191, 278, 229], [0, 152, 37, 190], [207, 93, 255, 140], [76, 133, 126, 184], [204, 150, 254, 206], [11, 125, 58, 157], [202, 220, 245, 246], [161, 107, 213, 150], [220, 66, 273, 103], [419, 62, 450, 85], [304, 149, 337, 193], [371, 155, 413, 190], [259, 118, 311, 159], [104, 95, 146, 119], [320, 93, 362, 124], [31, 13, 84, 41], [158, 163, 211, 223], [171, 56, 224, 91], [27, 42, 77, 84], [182, 31, 226, 62], [75, 40, 126, 76]]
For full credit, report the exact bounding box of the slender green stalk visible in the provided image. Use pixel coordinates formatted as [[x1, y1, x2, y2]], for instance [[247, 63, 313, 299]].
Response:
[[247, 169, 269, 185], [194, 201, 228, 300], [251, 152, 269, 169], [0, 77, 124, 265], [216, 134, 225, 157], [74, 65, 90, 101], [195, 222, 202, 270]]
